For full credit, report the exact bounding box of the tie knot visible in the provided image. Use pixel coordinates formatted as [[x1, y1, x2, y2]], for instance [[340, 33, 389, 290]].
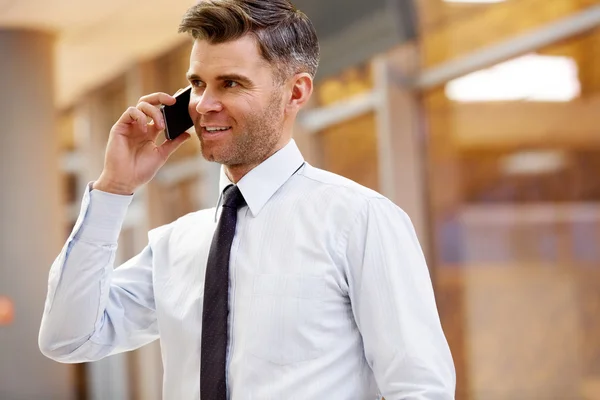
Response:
[[222, 185, 246, 209]]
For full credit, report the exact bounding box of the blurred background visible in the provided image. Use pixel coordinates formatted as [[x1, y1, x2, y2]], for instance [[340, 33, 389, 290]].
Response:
[[1, 0, 600, 399]]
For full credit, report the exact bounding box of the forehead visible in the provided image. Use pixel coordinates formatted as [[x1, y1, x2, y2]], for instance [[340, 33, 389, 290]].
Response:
[[189, 35, 271, 78]]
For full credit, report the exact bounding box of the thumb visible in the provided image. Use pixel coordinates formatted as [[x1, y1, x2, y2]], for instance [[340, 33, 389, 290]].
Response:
[[158, 133, 192, 160]]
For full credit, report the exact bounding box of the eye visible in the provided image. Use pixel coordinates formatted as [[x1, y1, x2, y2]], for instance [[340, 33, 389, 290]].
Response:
[[224, 80, 239, 88], [191, 80, 205, 88]]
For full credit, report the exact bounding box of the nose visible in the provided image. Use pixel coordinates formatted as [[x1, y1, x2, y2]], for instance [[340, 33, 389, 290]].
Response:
[[193, 88, 223, 115]]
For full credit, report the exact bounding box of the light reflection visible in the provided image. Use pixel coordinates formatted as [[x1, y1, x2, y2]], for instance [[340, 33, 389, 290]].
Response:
[[444, 0, 505, 3], [500, 151, 568, 176], [445, 54, 580, 102]]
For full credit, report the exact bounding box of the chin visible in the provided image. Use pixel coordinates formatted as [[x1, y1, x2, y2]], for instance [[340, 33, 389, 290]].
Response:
[[201, 147, 230, 165], [200, 149, 218, 163]]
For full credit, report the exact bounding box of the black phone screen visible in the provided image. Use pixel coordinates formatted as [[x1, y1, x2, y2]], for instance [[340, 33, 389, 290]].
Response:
[[161, 86, 193, 140]]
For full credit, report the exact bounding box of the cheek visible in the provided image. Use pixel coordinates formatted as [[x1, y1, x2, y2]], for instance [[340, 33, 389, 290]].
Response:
[[188, 99, 198, 118], [224, 99, 251, 121], [238, 95, 264, 116]]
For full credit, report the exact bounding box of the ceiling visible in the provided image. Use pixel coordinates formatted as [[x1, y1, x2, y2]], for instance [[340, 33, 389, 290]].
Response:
[[0, 0, 415, 109], [0, 0, 199, 108]]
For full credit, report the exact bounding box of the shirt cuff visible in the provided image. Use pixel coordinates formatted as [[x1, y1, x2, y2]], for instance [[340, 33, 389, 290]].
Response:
[[75, 184, 133, 244]]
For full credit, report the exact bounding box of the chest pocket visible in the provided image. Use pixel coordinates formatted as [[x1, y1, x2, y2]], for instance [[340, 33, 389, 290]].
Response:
[[247, 273, 327, 366]]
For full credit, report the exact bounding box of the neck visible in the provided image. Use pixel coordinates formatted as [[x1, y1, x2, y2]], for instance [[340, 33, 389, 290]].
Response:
[[224, 163, 258, 184], [224, 138, 291, 183]]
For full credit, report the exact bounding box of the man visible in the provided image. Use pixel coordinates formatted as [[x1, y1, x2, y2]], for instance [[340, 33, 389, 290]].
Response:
[[39, 0, 456, 399]]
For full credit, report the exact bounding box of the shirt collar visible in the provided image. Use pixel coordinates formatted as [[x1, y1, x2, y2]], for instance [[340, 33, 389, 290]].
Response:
[[215, 139, 305, 219]]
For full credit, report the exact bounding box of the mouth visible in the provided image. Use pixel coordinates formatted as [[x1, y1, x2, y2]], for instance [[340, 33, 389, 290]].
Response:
[[200, 126, 232, 139]]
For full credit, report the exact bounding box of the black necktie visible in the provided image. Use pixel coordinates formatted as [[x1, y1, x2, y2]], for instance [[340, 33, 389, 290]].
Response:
[[201, 184, 246, 400]]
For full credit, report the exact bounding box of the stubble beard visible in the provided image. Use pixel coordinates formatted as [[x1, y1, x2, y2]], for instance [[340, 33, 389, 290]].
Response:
[[196, 91, 284, 167]]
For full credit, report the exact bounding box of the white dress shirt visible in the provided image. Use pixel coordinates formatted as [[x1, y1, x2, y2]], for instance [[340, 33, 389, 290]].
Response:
[[39, 139, 455, 399]]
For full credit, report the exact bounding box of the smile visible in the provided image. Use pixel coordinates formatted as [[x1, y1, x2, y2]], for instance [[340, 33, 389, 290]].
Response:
[[204, 126, 231, 132], [201, 126, 232, 139]]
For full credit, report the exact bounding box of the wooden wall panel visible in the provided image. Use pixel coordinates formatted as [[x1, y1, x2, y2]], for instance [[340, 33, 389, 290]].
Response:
[[442, 96, 600, 150], [578, 270, 600, 379], [436, 265, 600, 399], [315, 64, 373, 106], [417, 0, 599, 67], [421, 8, 600, 400], [317, 113, 380, 192], [57, 111, 75, 151], [464, 266, 582, 399], [435, 269, 470, 400]]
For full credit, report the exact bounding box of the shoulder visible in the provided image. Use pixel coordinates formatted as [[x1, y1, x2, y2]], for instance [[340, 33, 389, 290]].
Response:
[[295, 163, 399, 212], [287, 164, 412, 241], [297, 164, 384, 200], [297, 164, 414, 230]]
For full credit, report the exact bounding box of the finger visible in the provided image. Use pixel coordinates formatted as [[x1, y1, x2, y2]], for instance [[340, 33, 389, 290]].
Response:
[[138, 92, 176, 107], [117, 107, 149, 133], [157, 133, 191, 160], [137, 101, 165, 130]]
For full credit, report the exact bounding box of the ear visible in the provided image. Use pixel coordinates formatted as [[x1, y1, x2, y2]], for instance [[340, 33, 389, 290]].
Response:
[[285, 73, 313, 115]]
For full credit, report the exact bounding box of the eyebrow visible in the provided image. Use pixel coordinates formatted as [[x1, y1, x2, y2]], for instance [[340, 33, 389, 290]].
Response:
[[186, 72, 255, 87]]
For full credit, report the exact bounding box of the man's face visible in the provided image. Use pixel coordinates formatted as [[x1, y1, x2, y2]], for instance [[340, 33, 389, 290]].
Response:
[[187, 35, 287, 167]]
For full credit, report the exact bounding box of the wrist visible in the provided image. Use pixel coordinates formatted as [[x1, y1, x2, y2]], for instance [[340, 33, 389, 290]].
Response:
[[93, 176, 135, 196]]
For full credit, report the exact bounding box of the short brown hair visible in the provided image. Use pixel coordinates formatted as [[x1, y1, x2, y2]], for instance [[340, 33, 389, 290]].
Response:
[[179, 0, 320, 80]]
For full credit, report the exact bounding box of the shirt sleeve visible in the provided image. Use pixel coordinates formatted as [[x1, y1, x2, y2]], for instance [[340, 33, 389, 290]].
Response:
[[343, 197, 456, 399], [39, 184, 159, 363]]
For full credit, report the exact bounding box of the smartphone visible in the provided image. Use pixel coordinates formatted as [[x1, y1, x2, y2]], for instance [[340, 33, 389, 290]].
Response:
[[160, 85, 194, 140]]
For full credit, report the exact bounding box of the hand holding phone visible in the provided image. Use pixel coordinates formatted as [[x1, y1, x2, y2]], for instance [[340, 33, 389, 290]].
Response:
[[93, 90, 192, 195], [160, 85, 194, 140]]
